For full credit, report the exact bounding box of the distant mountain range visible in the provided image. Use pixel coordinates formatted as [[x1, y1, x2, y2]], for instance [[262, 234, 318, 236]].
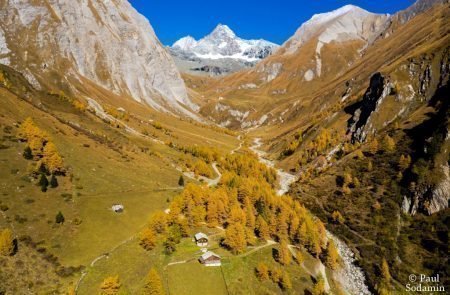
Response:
[[169, 24, 279, 76]]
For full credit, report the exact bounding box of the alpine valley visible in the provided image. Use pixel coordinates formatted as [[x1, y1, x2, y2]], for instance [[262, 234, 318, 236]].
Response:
[[0, 0, 448, 295]]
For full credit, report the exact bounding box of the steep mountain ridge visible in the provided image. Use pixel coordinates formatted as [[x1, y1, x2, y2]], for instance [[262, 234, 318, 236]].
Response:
[[282, 5, 388, 56], [192, 5, 389, 128], [0, 0, 199, 118]]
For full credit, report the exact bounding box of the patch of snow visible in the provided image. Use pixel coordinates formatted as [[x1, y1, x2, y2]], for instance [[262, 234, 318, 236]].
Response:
[[215, 103, 230, 112], [229, 109, 249, 121], [315, 42, 324, 77], [264, 63, 283, 82], [258, 115, 268, 125], [0, 29, 10, 55], [172, 36, 198, 51], [218, 41, 228, 49], [219, 120, 231, 127], [271, 89, 287, 95], [0, 58, 10, 66], [194, 52, 259, 62], [22, 69, 41, 90], [238, 83, 258, 90], [304, 69, 315, 81]]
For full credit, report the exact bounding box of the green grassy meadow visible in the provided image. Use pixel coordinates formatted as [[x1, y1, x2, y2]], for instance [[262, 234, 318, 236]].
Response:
[[0, 78, 239, 293]]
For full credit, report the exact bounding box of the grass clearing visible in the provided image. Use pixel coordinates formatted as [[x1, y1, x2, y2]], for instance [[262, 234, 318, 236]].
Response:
[[167, 261, 228, 295], [222, 246, 316, 295]]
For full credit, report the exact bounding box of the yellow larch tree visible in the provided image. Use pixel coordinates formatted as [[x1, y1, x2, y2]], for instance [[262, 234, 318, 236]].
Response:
[[99, 275, 121, 295], [0, 228, 14, 256], [325, 240, 340, 270], [255, 262, 269, 281], [143, 268, 165, 295], [224, 223, 246, 254], [277, 240, 292, 266], [139, 228, 157, 251]]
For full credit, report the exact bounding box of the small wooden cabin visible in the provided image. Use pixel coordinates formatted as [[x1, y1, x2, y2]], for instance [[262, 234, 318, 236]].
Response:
[[194, 232, 209, 246], [199, 251, 221, 266], [112, 204, 124, 213]]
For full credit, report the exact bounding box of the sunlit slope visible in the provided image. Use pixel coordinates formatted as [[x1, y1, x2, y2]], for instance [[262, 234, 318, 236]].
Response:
[[0, 64, 238, 293]]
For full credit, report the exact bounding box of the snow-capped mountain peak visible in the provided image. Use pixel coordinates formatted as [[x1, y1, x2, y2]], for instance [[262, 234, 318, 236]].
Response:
[[171, 24, 279, 63], [209, 24, 237, 39], [284, 4, 389, 54], [173, 36, 198, 51], [310, 4, 367, 21]]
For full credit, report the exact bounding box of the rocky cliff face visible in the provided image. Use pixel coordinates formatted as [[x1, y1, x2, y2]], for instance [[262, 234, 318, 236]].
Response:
[[284, 5, 388, 54], [347, 73, 394, 142], [403, 164, 450, 215], [373, 0, 447, 43], [281, 5, 388, 79], [0, 0, 198, 118]]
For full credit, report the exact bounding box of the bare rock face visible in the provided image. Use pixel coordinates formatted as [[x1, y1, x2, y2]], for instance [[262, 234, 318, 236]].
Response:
[[250, 5, 389, 84], [347, 73, 394, 142], [284, 5, 388, 54], [403, 164, 450, 215], [0, 0, 199, 118]]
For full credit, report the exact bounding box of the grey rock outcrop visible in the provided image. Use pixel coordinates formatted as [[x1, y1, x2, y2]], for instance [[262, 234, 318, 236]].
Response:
[[403, 164, 450, 215], [0, 0, 199, 118], [347, 73, 394, 142]]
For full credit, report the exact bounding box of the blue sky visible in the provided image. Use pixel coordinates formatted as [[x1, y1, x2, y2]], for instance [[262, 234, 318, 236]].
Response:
[[129, 0, 415, 45]]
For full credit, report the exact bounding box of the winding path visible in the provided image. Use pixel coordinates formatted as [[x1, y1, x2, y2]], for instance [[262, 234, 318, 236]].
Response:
[[177, 161, 222, 187], [236, 240, 276, 258], [230, 135, 243, 154], [75, 236, 136, 292]]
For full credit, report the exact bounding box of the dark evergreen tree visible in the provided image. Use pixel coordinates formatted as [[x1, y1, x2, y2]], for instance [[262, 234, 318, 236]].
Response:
[[55, 211, 65, 224], [163, 237, 176, 255], [23, 146, 32, 160], [38, 174, 49, 192], [50, 174, 58, 188], [38, 162, 49, 175], [178, 175, 185, 186]]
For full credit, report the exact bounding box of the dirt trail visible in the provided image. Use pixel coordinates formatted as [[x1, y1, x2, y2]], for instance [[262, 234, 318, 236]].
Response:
[[177, 161, 222, 187], [75, 236, 136, 292], [230, 135, 243, 154], [236, 240, 276, 258]]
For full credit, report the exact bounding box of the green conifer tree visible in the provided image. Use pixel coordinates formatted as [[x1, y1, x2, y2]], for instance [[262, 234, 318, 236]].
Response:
[[50, 174, 58, 188], [38, 174, 49, 192], [55, 211, 65, 224], [178, 175, 185, 186], [23, 146, 33, 160]]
